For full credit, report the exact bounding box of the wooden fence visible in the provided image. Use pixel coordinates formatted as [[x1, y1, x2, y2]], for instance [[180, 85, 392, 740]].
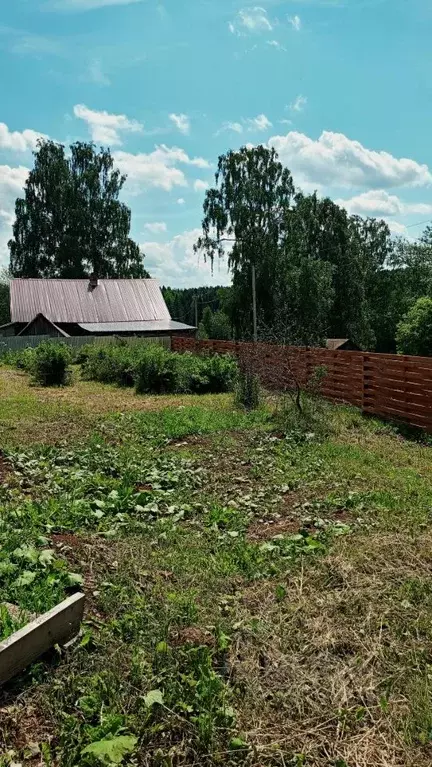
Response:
[[172, 337, 432, 432]]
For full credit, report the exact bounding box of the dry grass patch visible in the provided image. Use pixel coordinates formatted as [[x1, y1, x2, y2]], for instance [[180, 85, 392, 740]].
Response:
[[230, 531, 432, 766]]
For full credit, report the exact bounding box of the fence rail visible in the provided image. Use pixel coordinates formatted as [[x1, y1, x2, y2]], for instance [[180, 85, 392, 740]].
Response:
[[0, 335, 171, 353], [172, 337, 432, 432]]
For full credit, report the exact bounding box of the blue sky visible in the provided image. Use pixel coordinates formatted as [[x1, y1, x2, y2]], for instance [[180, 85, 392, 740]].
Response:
[[1, 0, 431, 287]]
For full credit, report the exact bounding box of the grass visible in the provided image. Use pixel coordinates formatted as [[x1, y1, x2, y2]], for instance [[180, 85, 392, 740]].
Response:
[[0, 367, 431, 766]]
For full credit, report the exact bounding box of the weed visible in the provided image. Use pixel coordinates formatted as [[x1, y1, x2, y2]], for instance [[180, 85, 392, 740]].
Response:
[[0, 365, 431, 767]]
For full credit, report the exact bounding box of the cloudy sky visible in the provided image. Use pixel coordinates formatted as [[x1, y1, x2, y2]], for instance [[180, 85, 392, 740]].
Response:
[[1, 0, 431, 287]]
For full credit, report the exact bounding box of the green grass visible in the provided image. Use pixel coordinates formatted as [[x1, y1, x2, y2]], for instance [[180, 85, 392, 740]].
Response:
[[0, 368, 432, 766]]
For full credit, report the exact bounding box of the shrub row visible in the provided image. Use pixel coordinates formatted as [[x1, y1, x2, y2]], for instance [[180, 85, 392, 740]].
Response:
[[81, 342, 238, 395]]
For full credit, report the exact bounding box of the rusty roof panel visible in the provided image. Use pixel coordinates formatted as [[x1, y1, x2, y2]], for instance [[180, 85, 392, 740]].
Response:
[[10, 279, 171, 324]]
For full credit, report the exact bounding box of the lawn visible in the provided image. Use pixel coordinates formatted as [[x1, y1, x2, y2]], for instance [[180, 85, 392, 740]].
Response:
[[1, 367, 432, 767]]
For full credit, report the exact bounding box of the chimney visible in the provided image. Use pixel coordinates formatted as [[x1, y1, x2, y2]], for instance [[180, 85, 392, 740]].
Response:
[[89, 273, 98, 291]]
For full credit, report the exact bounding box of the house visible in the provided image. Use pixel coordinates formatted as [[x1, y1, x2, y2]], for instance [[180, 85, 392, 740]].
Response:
[[0, 278, 196, 339], [326, 338, 361, 352]]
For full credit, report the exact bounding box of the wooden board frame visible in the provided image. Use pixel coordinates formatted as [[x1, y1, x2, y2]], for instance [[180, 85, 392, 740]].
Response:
[[0, 593, 85, 685]]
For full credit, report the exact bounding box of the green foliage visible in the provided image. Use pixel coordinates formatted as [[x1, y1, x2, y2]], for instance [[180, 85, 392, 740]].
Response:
[[162, 286, 233, 330], [28, 341, 72, 386], [0, 279, 10, 327], [0, 604, 25, 640], [1, 378, 432, 764], [195, 145, 393, 348], [82, 342, 238, 395], [396, 296, 432, 356], [0, 512, 84, 636], [134, 344, 178, 394], [372, 235, 432, 352], [9, 140, 147, 279], [235, 367, 260, 411], [275, 392, 333, 442], [81, 735, 138, 764]]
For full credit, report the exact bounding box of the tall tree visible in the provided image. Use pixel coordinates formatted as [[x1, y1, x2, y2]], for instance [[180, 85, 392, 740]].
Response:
[[195, 146, 295, 337], [372, 231, 432, 352], [9, 140, 147, 279], [396, 296, 432, 356]]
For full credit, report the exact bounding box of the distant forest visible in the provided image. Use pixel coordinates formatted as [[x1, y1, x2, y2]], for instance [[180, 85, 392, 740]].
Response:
[[3, 139, 432, 356]]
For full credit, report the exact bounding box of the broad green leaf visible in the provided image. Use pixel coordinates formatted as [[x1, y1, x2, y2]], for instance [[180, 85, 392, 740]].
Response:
[[81, 735, 138, 764], [0, 560, 17, 575], [144, 689, 164, 707], [67, 572, 84, 586], [39, 549, 55, 566], [15, 570, 36, 587], [14, 545, 39, 564]]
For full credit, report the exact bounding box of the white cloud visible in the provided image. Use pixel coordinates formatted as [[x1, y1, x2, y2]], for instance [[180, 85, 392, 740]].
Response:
[[169, 113, 190, 135], [142, 228, 231, 288], [144, 221, 167, 234], [269, 130, 432, 189], [194, 180, 208, 192], [87, 59, 111, 86], [0, 165, 30, 267], [279, 118, 293, 126], [113, 145, 210, 192], [0, 166, 29, 211], [73, 104, 142, 146], [288, 14, 301, 30], [177, 198, 185, 205], [387, 220, 409, 237], [218, 122, 243, 135], [0, 123, 46, 152], [336, 190, 432, 218], [46, 0, 143, 11], [230, 7, 272, 35], [246, 114, 272, 132], [290, 95, 307, 113], [267, 40, 286, 50]]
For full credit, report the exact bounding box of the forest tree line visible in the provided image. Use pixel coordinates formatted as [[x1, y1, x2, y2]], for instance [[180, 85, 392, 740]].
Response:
[[3, 139, 432, 355]]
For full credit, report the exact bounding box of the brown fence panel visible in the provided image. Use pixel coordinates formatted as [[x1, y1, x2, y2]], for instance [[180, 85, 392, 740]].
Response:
[[171, 338, 432, 432]]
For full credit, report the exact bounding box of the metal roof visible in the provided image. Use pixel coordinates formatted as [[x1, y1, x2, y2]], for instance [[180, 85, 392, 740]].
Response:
[[78, 321, 195, 333], [10, 279, 171, 324], [326, 338, 350, 350]]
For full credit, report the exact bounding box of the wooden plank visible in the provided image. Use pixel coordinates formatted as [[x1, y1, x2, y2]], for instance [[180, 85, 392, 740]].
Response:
[[321, 382, 363, 397], [364, 395, 432, 418], [363, 402, 432, 429], [364, 363, 432, 381], [364, 370, 432, 388], [364, 357, 432, 372], [0, 593, 85, 685], [364, 387, 432, 410]]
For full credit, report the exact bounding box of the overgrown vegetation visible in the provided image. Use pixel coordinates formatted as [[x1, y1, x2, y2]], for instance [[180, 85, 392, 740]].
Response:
[[28, 340, 72, 386], [82, 342, 238, 395], [0, 367, 431, 767]]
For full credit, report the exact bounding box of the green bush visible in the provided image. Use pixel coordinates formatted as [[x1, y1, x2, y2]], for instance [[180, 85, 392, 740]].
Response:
[[82, 344, 135, 386], [81, 342, 237, 396], [134, 345, 178, 394], [29, 341, 72, 387], [0, 345, 37, 371]]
